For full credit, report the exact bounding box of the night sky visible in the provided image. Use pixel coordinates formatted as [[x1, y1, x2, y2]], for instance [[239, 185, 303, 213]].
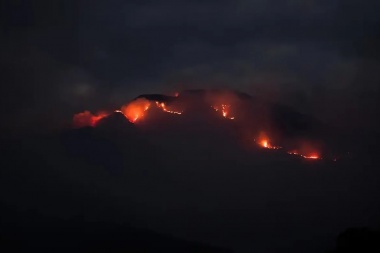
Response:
[[1, 0, 380, 134]]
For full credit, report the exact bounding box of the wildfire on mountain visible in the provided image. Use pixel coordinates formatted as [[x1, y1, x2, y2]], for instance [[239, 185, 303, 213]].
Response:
[[72, 91, 333, 161]]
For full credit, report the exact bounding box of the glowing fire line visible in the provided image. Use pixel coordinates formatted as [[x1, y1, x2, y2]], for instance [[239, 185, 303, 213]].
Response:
[[287, 151, 321, 160], [155, 102, 183, 115]]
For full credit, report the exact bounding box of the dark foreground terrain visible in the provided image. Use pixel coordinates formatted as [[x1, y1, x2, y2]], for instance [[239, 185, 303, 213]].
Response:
[[1, 92, 380, 252], [1, 203, 230, 253]]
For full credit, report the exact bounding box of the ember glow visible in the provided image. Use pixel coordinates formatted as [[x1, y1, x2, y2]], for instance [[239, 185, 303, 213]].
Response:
[[303, 154, 320, 160], [73, 110, 110, 128], [155, 102, 182, 115], [120, 98, 151, 123], [212, 104, 235, 120]]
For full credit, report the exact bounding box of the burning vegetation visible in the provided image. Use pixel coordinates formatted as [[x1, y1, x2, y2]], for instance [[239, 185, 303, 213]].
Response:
[[72, 90, 336, 161], [211, 104, 235, 120], [155, 102, 183, 115], [73, 97, 183, 126], [120, 98, 151, 123], [287, 151, 321, 160], [72, 110, 110, 128], [256, 132, 282, 150]]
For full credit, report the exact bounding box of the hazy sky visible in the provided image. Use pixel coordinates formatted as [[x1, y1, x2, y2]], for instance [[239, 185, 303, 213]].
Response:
[[1, 0, 380, 133]]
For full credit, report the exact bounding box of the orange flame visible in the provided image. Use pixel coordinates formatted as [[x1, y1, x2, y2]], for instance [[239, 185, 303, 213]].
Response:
[[72, 110, 109, 128], [256, 132, 281, 149], [120, 98, 151, 123], [260, 139, 269, 148], [155, 102, 183, 115], [212, 104, 234, 120]]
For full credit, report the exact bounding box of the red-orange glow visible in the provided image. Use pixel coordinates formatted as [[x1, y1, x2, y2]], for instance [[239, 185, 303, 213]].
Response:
[[174, 92, 179, 97], [120, 98, 151, 123], [212, 104, 235, 120], [256, 132, 281, 149], [73, 110, 109, 128], [155, 102, 182, 115], [261, 139, 269, 148]]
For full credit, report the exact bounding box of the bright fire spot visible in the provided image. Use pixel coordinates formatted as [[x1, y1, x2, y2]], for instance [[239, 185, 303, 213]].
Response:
[[155, 102, 183, 115], [257, 139, 281, 149], [212, 104, 234, 120], [256, 132, 281, 149], [261, 139, 269, 148], [120, 98, 151, 123], [73, 110, 109, 128]]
